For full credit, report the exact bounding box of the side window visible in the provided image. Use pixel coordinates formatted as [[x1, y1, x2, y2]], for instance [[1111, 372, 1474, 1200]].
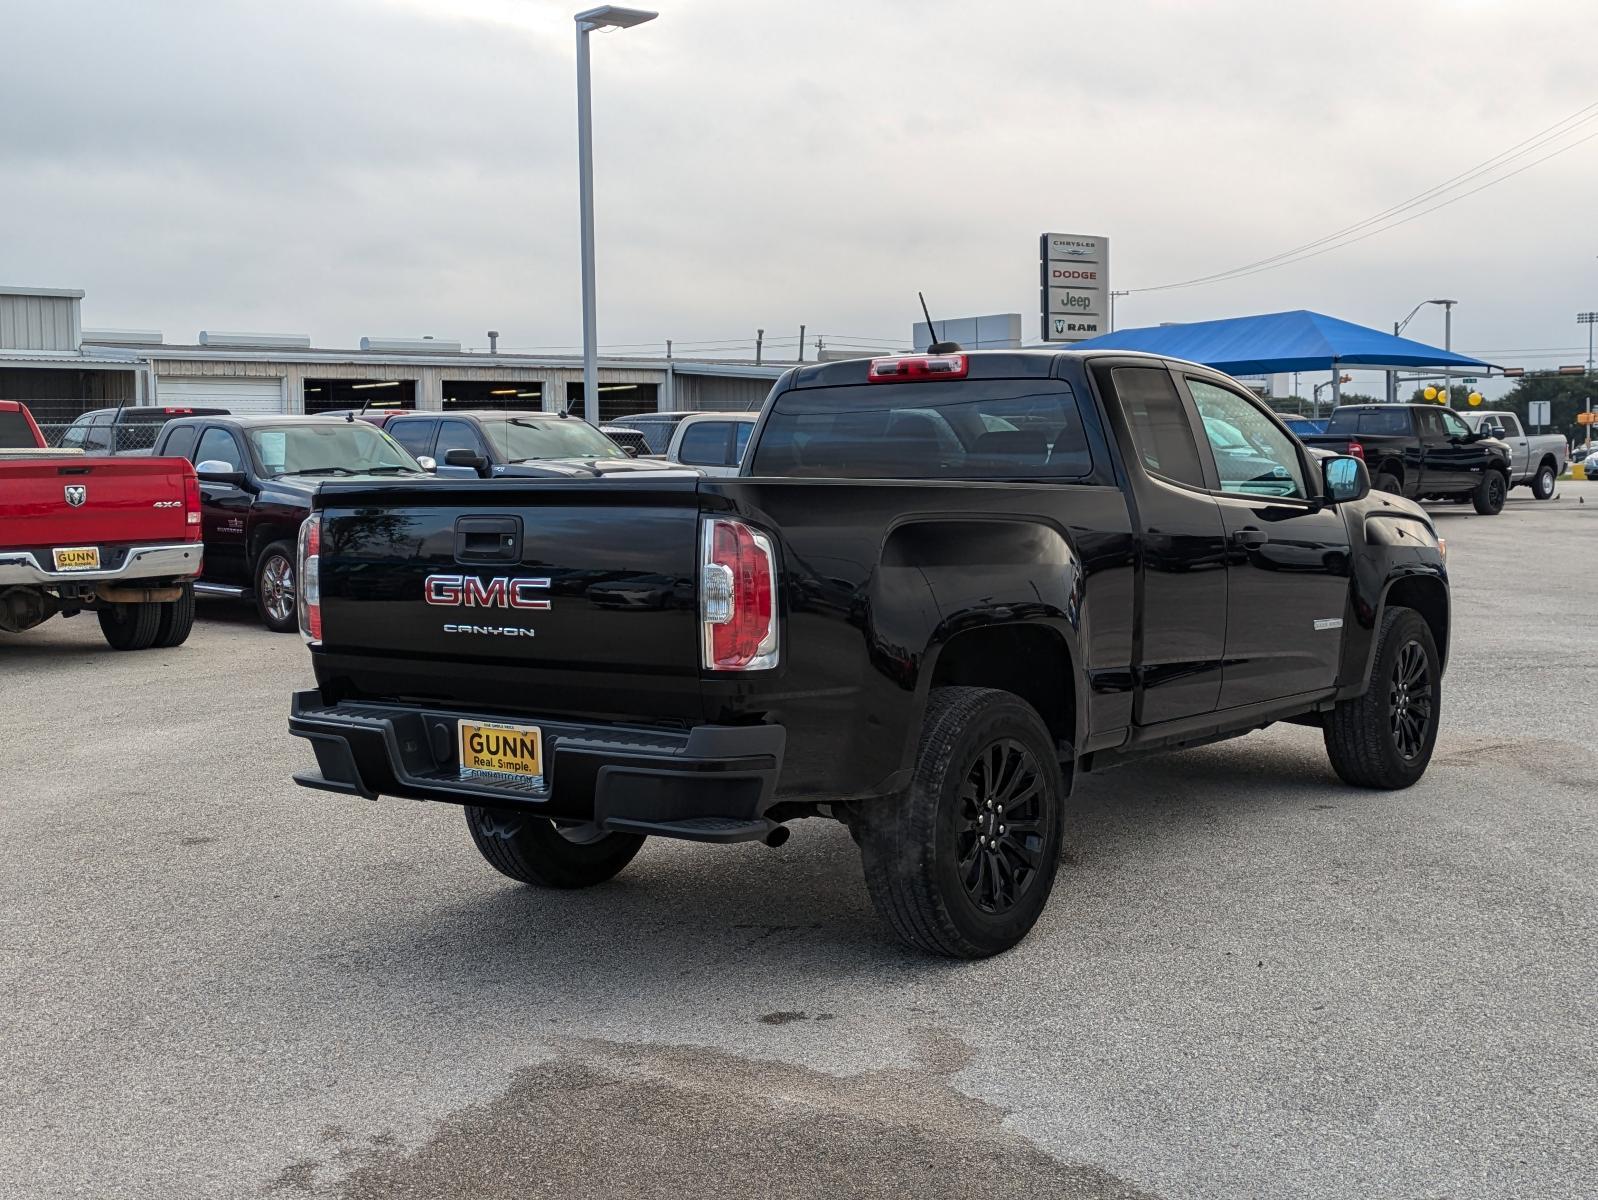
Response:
[[161, 424, 199, 462], [194, 427, 244, 471], [733, 421, 753, 462], [1110, 366, 1207, 489], [1185, 379, 1306, 499], [1438, 409, 1471, 439], [1414, 409, 1443, 439], [389, 419, 437, 459], [82, 416, 112, 453], [1496, 414, 1522, 437], [60, 416, 90, 449], [678, 421, 731, 466], [435, 419, 483, 460]]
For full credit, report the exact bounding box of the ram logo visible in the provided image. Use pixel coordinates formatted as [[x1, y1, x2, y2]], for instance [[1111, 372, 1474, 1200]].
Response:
[[424, 573, 551, 610], [64, 485, 87, 507]]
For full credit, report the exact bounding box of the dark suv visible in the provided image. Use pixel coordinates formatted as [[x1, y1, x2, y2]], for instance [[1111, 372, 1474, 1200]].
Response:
[[382, 410, 675, 478], [58, 405, 230, 453]]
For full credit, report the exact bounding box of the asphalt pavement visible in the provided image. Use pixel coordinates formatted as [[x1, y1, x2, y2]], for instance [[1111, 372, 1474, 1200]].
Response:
[[2, 482, 1594, 1199]]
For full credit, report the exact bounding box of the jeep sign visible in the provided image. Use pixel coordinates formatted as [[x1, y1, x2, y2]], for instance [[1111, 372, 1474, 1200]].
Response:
[[1040, 233, 1109, 343]]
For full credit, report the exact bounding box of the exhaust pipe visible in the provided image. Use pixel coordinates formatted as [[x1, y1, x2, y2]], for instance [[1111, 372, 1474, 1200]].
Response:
[[764, 825, 790, 849], [96, 583, 183, 604]]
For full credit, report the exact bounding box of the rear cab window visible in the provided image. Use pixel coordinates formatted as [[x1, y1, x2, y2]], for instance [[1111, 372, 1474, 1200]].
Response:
[[0, 408, 36, 448], [1325, 408, 1412, 437], [750, 379, 1094, 480]]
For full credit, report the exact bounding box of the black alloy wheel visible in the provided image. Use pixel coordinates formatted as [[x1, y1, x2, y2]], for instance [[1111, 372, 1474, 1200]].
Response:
[[956, 738, 1049, 915], [1388, 639, 1433, 762], [856, 686, 1066, 958], [1323, 605, 1440, 789], [1473, 470, 1506, 515]]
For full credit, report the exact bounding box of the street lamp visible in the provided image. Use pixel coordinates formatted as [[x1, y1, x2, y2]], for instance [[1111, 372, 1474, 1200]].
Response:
[[1390, 299, 1457, 404], [574, 5, 657, 424], [1578, 311, 1597, 374]]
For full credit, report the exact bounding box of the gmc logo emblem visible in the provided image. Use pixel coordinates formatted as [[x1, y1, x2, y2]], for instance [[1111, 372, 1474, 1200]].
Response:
[[424, 574, 551, 610]]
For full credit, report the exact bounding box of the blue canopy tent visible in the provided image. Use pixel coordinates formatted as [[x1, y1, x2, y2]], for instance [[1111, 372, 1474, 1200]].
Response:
[[1068, 309, 1494, 406]]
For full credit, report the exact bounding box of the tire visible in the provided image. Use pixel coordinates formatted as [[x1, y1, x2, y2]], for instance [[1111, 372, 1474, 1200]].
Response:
[[152, 583, 195, 648], [1472, 469, 1507, 515], [253, 541, 298, 633], [1323, 606, 1440, 790], [465, 805, 644, 889], [1531, 462, 1556, 501], [1373, 471, 1401, 496], [856, 686, 1066, 959], [97, 601, 161, 651]]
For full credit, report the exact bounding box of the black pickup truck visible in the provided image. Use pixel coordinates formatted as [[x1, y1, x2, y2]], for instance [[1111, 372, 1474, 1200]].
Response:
[[1300, 403, 1512, 513], [289, 350, 1450, 958]]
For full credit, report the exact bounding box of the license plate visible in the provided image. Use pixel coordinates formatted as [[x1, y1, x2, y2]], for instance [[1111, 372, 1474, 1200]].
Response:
[[458, 720, 543, 781], [52, 546, 101, 572]]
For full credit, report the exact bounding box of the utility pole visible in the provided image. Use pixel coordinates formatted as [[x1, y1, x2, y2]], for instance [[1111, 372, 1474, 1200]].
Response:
[[1109, 290, 1129, 333], [665, 339, 672, 359], [755, 328, 764, 366], [797, 324, 806, 363]]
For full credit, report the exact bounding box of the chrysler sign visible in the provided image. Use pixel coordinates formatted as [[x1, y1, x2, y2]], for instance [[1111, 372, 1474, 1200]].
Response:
[[1040, 233, 1109, 343]]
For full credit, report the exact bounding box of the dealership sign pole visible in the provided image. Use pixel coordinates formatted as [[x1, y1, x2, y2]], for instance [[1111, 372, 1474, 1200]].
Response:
[[1040, 234, 1109, 343]]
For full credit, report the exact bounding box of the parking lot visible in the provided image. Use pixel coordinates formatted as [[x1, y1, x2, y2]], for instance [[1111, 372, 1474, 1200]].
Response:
[[2, 483, 1594, 1200]]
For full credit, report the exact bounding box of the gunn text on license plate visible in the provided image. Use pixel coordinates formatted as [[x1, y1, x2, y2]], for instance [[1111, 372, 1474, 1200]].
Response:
[[458, 720, 543, 780], [52, 546, 101, 571]]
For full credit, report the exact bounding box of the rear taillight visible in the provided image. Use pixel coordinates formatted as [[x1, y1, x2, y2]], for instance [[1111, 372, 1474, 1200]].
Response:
[[867, 353, 968, 382], [1346, 440, 1365, 461], [183, 468, 202, 535], [298, 514, 322, 644], [701, 517, 778, 671]]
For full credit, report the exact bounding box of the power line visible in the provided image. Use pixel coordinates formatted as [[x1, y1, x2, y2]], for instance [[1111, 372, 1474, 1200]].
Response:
[[1130, 101, 1598, 294]]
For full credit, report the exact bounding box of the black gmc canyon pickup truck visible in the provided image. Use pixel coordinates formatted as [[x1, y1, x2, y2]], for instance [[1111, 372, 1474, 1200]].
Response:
[[1300, 403, 1512, 513], [289, 350, 1450, 958]]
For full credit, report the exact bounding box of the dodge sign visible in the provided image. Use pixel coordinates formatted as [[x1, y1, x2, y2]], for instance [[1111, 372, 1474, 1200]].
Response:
[[1040, 233, 1109, 343]]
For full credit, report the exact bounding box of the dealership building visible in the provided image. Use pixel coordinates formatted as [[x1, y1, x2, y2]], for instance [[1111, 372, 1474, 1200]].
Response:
[[0, 285, 783, 436]]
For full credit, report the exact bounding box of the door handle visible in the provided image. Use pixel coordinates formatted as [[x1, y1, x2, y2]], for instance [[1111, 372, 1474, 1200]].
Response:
[[1232, 528, 1269, 548]]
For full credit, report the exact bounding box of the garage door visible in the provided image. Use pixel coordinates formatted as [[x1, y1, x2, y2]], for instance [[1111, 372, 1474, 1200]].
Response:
[[156, 376, 285, 415]]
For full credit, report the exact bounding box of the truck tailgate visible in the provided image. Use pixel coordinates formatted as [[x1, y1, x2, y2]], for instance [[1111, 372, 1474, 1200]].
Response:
[[0, 454, 195, 549], [314, 477, 706, 722]]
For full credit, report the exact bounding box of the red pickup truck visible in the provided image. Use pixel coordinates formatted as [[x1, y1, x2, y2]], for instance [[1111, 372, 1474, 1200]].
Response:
[[0, 401, 204, 650]]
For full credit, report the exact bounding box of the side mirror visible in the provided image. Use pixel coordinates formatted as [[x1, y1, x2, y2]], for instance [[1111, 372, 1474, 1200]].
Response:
[[1322, 454, 1370, 504], [622, 445, 640, 458], [443, 448, 491, 476], [195, 459, 247, 486], [416, 455, 437, 472]]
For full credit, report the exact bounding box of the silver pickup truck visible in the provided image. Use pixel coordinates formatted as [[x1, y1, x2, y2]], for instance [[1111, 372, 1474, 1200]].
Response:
[[1461, 410, 1567, 500]]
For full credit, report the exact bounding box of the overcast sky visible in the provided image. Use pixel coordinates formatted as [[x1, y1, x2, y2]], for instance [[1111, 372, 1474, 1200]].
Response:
[[3, 0, 1594, 389]]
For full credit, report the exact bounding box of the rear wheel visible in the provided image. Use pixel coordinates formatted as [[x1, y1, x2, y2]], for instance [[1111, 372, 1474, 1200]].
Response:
[[1323, 606, 1440, 789], [153, 582, 195, 648], [97, 601, 161, 651], [1531, 462, 1556, 500], [465, 806, 644, 889], [856, 686, 1065, 959], [254, 541, 297, 633], [1472, 469, 1507, 515], [1373, 470, 1401, 495]]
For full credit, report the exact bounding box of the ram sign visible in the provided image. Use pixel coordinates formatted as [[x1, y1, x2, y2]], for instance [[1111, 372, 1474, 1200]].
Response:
[[1040, 233, 1109, 343]]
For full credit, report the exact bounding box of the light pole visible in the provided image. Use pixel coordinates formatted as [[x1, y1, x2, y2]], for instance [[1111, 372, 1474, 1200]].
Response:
[[575, 5, 657, 424], [1391, 299, 1457, 403], [1579, 311, 1596, 374]]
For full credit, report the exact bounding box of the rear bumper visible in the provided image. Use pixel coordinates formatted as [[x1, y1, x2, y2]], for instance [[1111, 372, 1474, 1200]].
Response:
[[288, 691, 787, 844], [0, 541, 202, 587]]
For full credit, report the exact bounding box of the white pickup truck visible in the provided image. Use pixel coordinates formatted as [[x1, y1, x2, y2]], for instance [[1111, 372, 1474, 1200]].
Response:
[[1460, 410, 1568, 500]]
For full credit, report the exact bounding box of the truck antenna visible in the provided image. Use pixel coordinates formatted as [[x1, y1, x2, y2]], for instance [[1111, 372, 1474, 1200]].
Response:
[[918, 292, 962, 354]]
